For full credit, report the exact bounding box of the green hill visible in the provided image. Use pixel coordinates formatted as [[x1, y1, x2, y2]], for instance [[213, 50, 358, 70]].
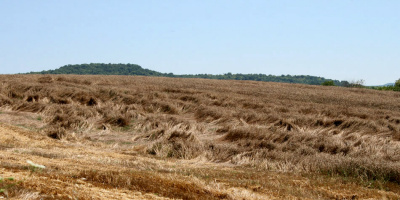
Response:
[[30, 63, 162, 76], [29, 63, 346, 86]]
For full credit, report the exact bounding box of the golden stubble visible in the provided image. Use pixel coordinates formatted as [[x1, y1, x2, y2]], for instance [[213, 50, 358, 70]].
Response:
[[0, 74, 399, 199]]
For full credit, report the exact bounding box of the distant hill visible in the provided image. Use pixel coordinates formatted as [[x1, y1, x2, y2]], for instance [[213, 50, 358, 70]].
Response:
[[29, 63, 346, 86], [29, 63, 162, 76], [383, 83, 395, 86]]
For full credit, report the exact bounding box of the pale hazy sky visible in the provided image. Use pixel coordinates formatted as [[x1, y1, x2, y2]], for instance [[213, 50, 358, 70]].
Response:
[[1, 0, 399, 85]]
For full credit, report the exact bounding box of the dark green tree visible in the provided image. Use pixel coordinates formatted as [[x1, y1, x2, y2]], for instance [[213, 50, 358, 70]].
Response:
[[395, 79, 400, 88], [29, 63, 345, 86], [321, 80, 335, 86]]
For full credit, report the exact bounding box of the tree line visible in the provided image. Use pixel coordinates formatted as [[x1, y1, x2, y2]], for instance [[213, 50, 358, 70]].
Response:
[[29, 63, 162, 76], [29, 63, 381, 87], [367, 79, 400, 91]]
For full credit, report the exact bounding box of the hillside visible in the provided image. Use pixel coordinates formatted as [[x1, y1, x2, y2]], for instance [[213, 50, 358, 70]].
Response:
[[384, 83, 395, 86], [29, 63, 163, 76], [1, 74, 400, 199], [29, 63, 345, 86]]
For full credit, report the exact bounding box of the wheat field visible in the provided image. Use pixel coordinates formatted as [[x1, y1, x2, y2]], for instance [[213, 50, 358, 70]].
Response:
[[0, 74, 399, 199]]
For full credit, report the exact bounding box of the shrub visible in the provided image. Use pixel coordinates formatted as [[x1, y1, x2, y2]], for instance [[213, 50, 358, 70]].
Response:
[[340, 81, 350, 87], [321, 81, 335, 86], [395, 79, 400, 88], [349, 79, 365, 88]]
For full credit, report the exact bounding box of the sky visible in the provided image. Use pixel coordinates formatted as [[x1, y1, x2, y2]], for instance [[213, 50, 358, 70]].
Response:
[[0, 0, 399, 85]]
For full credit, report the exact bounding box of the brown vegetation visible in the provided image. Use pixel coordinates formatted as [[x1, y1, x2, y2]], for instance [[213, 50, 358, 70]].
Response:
[[0, 74, 399, 199]]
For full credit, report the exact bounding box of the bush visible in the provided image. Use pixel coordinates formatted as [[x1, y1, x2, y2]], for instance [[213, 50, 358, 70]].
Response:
[[349, 79, 364, 88], [322, 81, 335, 86], [340, 81, 350, 87], [395, 79, 400, 88]]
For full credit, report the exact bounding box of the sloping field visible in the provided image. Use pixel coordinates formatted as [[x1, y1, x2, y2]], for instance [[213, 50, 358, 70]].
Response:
[[0, 74, 399, 199]]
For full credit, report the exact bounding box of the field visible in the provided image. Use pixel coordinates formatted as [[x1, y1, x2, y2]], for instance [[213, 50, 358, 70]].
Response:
[[0, 74, 399, 199]]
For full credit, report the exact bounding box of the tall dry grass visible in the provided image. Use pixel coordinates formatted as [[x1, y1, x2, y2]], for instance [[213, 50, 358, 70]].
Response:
[[0, 74, 399, 185]]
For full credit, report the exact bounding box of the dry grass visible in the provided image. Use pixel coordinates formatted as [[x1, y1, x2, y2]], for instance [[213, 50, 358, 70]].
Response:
[[0, 74, 399, 199]]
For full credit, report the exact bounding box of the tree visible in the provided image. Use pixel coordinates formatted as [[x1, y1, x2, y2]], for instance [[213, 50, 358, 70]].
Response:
[[29, 63, 347, 86], [340, 81, 350, 87], [349, 79, 364, 88], [321, 80, 335, 86], [395, 79, 400, 88]]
